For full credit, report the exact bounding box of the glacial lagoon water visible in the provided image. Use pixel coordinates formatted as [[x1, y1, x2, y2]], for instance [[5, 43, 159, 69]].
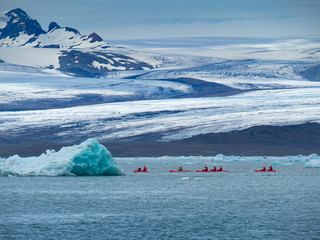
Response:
[[1, 157, 319, 240]]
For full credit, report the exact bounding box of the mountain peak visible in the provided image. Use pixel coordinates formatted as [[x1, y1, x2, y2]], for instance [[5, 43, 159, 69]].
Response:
[[88, 32, 103, 43], [48, 21, 61, 32], [5, 8, 28, 19], [0, 8, 45, 40]]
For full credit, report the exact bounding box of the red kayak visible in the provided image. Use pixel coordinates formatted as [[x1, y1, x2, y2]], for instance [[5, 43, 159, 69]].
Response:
[[133, 170, 149, 173], [255, 170, 276, 172], [169, 170, 191, 172], [196, 170, 229, 172]]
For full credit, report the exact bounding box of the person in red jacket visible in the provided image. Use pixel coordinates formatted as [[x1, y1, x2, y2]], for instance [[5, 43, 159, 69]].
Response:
[[218, 166, 223, 171], [143, 166, 147, 171], [268, 166, 273, 171], [261, 166, 266, 171], [211, 166, 217, 171]]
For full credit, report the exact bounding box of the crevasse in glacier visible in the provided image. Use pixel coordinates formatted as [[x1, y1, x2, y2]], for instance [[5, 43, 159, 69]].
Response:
[[0, 138, 123, 176]]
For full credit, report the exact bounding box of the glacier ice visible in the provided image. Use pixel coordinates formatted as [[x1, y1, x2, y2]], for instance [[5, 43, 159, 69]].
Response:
[[0, 138, 123, 176], [304, 154, 320, 168]]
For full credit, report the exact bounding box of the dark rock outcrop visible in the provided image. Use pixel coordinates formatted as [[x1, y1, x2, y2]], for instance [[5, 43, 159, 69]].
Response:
[[58, 50, 153, 77]]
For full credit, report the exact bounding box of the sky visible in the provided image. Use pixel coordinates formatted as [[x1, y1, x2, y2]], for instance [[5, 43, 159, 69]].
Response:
[[1, 0, 320, 40]]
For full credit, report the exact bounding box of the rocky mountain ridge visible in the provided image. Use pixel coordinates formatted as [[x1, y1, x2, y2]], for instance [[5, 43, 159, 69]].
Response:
[[0, 8, 107, 49]]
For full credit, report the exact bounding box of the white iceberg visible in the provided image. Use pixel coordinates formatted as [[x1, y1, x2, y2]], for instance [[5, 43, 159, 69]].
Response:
[[304, 154, 320, 168], [0, 138, 123, 176]]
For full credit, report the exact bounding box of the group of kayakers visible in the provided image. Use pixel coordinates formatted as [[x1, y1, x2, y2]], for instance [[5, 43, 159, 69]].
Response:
[[260, 166, 273, 171], [177, 165, 224, 172], [135, 165, 275, 172], [135, 166, 148, 172], [202, 166, 224, 172], [135, 165, 226, 172]]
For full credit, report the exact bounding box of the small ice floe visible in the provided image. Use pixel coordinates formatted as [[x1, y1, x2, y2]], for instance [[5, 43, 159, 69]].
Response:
[[180, 177, 201, 181], [272, 161, 293, 166]]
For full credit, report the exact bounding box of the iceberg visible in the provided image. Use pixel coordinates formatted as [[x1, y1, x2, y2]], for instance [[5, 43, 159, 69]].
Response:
[[304, 154, 320, 168], [0, 138, 123, 176]]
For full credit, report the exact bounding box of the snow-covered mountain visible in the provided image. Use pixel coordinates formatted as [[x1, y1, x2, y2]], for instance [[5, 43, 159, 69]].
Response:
[[0, 8, 153, 77], [0, 8, 45, 47], [0, 8, 108, 49]]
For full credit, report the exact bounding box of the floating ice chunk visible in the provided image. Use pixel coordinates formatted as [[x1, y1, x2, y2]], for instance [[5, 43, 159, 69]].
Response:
[[253, 159, 263, 162], [214, 154, 227, 161], [271, 161, 293, 166], [304, 153, 320, 168], [305, 160, 320, 168], [180, 177, 201, 181], [213, 154, 242, 162], [0, 138, 123, 176]]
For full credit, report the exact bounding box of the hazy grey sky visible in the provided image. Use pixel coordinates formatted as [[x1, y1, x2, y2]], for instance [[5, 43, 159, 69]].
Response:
[[1, 0, 320, 39]]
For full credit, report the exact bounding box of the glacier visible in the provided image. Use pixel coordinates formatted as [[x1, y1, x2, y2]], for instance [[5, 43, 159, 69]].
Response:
[[0, 36, 320, 147], [0, 138, 123, 176]]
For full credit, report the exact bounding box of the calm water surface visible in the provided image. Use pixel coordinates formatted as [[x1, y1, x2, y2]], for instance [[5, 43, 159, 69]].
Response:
[[1, 159, 319, 239]]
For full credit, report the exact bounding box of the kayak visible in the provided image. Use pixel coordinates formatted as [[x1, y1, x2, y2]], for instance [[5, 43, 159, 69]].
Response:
[[255, 170, 276, 172], [169, 170, 191, 172], [133, 170, 149, 173], [196, 170, 229, 172]]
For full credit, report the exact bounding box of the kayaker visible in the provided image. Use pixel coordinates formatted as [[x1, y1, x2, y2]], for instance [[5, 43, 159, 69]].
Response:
[[137, 167, 142, 172], [178, 166, 183, 171], [261, 166, 266, 171], [203, 166, 208, 171], [268, 166, 273, 171], [218, 166, 223, 171], [211, 166, 217, 171], [143, 166, 147, 171]]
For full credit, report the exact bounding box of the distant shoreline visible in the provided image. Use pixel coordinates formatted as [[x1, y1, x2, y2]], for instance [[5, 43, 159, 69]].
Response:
[[0, 123, 319, 158]]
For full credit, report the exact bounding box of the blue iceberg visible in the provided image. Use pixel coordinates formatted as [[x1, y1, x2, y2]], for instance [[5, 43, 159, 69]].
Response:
[[0, 138, 123, 176]]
